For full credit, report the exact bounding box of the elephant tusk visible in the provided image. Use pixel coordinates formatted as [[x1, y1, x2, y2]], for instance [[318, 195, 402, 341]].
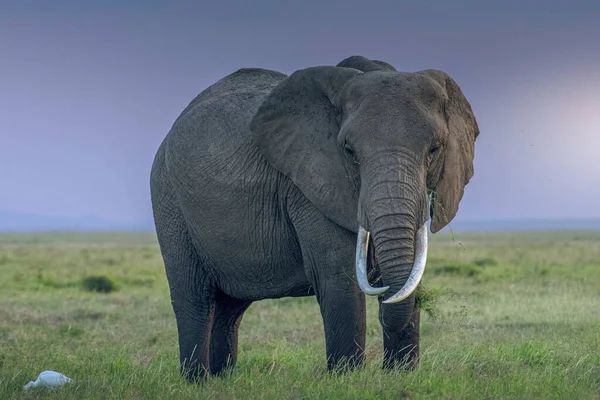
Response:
[[355, 226, 390, 296], [382, 221, 428, 304]]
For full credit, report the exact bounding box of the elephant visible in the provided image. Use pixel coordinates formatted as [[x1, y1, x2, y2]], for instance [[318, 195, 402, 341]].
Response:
[[150, 55, 479, 381]]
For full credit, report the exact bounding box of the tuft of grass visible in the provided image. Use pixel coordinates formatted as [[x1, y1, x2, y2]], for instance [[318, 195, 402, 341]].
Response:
[[415, 284, 442, 319], [81, 275, 119, 293], [59, 323, 85, 338]]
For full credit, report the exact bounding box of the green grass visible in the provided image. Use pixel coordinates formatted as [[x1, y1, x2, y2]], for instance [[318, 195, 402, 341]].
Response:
[[0, 230, 599, 399]]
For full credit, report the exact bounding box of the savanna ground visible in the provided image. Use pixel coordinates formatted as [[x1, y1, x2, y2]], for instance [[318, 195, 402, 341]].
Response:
[[0, 230, 599, 399]]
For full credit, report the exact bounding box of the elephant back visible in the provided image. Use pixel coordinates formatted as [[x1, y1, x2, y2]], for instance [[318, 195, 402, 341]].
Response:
[[180, 68, 288, 117], [162, 68, 289, 196]]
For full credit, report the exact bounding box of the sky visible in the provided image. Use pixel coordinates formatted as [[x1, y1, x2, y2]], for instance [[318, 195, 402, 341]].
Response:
[[1, 0, 599, 226]]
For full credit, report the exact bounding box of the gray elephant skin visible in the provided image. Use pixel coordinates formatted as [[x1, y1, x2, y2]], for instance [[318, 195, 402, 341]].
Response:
[[150, 55, 479, 380]]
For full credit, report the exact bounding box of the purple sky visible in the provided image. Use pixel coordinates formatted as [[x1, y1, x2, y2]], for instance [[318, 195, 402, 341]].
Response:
[[1, 0, 599, 225]]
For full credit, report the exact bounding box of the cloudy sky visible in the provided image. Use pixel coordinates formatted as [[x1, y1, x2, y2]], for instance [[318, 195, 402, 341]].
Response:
[[1, 0, 599, 225]]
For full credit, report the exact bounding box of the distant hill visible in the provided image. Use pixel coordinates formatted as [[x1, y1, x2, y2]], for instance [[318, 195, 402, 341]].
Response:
[[1, 211, 599, 233], [0, 211, 154, 232]]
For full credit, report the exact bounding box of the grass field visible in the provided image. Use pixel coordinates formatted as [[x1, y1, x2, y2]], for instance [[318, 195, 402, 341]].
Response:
[[0, 230, 599, 399]]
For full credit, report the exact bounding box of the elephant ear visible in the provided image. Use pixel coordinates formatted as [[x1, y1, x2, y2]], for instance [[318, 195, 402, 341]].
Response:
[[418, 70, 480, 233], [250, 66, 363, 232], [336, 55, 397, 72]]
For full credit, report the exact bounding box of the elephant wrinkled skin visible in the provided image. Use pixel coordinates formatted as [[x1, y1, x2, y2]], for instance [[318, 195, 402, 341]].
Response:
[[150, 55, 480, 380]]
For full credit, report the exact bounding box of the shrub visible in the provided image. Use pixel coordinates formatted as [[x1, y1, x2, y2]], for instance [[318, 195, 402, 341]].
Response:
[[415, 285, 441, 319], [81, 275, 118, 293], [473, 257, 498, 267], [430, 263, 481, 277]]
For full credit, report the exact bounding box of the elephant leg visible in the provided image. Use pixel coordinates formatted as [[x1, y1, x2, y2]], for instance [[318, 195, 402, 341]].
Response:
[[153, 196, 215, 381], [380, 301, 420, 370], [171, 289, 215, 381], [290, 203, 367, 372], [209, 293, 252, 375], [317, 279, 367, 372], [165, 257, 215, 381]]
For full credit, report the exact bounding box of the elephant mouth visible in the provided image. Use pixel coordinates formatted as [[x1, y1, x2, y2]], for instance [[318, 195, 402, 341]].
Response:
[[354, 221, 429, 304], [429, 189, 436, 219]]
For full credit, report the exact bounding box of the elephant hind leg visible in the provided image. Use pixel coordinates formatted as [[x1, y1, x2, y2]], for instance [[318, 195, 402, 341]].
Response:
[[156, 219, 216, 380], [153, 191, 216, 381], [209, 292, 252, 376]]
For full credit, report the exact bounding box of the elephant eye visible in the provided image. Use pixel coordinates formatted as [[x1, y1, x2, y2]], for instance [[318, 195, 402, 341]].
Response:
[[344, 143, 354, 154], [429, 144, 441, 154]]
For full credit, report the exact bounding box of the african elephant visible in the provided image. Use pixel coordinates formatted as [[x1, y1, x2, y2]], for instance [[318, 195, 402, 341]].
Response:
[[150, 55, 479, 380]]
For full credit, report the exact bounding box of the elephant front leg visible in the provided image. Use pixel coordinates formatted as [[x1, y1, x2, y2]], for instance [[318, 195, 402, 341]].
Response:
[[290, 202, 367, 373], [317, 282, 367, 372], [381, 305, 420, 370]]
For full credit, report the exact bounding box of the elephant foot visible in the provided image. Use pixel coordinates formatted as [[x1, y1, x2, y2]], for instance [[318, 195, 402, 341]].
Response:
[[327, 353, 366, 374], [382, 346, 419, 371], [180, 359, 210, 383], [181, 360, 232, 382]]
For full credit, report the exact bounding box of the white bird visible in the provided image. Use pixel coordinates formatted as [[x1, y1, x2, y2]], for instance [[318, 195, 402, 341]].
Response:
[[23, 370, 73, 390]]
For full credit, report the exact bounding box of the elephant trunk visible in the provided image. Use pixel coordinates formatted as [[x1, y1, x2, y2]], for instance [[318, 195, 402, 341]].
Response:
[[356, 224, 427, 301], [355, 152, 429, 327]]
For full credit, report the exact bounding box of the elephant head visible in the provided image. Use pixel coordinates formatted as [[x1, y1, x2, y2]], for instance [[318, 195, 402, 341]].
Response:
[[250, 55, 479, 339]]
